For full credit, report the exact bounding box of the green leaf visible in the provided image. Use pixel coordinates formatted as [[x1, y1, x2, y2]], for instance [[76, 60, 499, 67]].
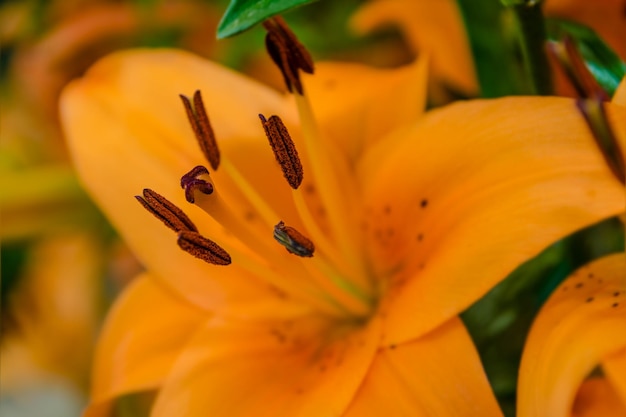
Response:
[[546, 19, 626, 96], [217, 0, 318, 39]]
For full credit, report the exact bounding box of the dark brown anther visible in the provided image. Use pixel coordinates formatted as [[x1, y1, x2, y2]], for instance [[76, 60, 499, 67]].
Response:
[[576, 98, 625, 184], [547, 37, 609, 100], [177, 231, 231, 266], [180, 91, 220, 170], [273, 221, 314, 257], [263, 16, 314, 94], [135, 189, 198, 233], [181, 165, 214, 203], [259, 114, 303, 189]]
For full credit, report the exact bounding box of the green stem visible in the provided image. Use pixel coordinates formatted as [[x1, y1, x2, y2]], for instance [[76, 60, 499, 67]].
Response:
[[511, 2, 552, 95]]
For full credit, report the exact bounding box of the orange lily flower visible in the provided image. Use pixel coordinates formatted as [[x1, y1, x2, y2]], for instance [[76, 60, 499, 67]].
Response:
[[354, 0, 626, 98], [517, 253, 626, 417], [60, 40, 625, 415], [351, 0, 477, 95]]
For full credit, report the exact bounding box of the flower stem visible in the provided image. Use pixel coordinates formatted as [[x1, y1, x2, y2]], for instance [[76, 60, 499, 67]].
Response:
[[510, 1, 553, 95]]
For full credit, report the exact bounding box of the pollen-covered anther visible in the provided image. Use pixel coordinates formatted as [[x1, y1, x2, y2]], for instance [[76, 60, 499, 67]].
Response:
[[576, 98, 625, 184], [181, 165, 214, 204], [263, 16, 314, 94], [180, 90, 220, 170], [177, 230, 231, 266], [135, 188, 197, 233], [273, 220, 315, 257], [259, 114, 303, 189]]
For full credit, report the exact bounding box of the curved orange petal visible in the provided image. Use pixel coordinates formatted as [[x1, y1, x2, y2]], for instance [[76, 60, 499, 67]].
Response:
[[344, 317, 502, 417], [613, 76, 626, 106], [302, 58, 428, 163], [544, 0, 626, 61], [603, 348, 626, 406], [150, 314, 382, 417], [358, 97, 625, 344], [570, 377, 626, 417], [517, 254, 626, 417], [84, 274, 206, 417], [60, 49, 308, 315], [351, 0, 476, 94]]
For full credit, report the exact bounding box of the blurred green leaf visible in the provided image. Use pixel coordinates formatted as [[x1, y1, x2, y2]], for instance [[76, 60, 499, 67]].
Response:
[[546, 19, 626, 96], [217, 0, 317, 39], [456, 0, 527, 97]]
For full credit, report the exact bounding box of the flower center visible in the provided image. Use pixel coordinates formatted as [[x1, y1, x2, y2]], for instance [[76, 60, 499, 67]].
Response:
[[136, 17, 380, 321]]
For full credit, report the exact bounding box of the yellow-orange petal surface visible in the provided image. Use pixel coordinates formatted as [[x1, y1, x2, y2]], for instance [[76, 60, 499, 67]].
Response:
[[84, 274, 206, 417], [359, 97, 625, 344], [344, 317, 502, 417], [150, 314, 382, 417]]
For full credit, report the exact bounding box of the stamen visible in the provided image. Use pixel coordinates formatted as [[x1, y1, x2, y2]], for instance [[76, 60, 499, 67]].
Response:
[[135, 188, 197, 233], [259, 114, 304, 189], [180, 91, 220, 170], [274, 220, 315, 257], [180, 165, 214, 203], [547, 37, 609, 100], [263, 16, 314, 94], [576, 98, 625, 184], [177, 231, 231, 265]]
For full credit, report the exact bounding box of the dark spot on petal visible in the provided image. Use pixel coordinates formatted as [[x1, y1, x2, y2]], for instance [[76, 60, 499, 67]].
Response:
[[575, 282, 584, 289], [417, 233, 424, 241], [612, 302, 620, 308], [383, 205, 391, 214], [614, 291, 621, 297], [586, 297, 594, 303], [420, 199, 428, 208], [587, 273, 594, 279], [389, 344, 397, 350]]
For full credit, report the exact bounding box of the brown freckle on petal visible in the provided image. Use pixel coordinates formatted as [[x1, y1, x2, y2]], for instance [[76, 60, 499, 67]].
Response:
[[383, 205, 391, 214], [588, 273, 594, 279], [417, 233, 424, 242], [259, 114, 303, 189], [586, 297, 594, 303], [389, 344, 397, 350], [575, 282, 584, 289], [420, 199, 428, 208], [612, 302, 620, 308], [614, 291, 621, 297]]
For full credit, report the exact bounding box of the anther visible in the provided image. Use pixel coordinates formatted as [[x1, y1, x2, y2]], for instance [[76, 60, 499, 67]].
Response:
[[177, 231, 231, 266], [181, 165, 214, 204], [547, 37, 609, 100], [135, 189, 197, 233], [273, 220, 315, 257], [576, 98, 625, 184], [263, 16, 314, 94], [259, 114, 303, 189], [180, 91, 220, 170]]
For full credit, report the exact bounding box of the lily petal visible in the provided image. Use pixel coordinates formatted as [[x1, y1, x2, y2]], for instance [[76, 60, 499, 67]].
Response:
[[603, 348, 626, 407], [613, 76, 626, 106], [351, 0, 476, 94], [151, 314, 382, 417], [60, 49, 307, 315], [344, 317, 502, 417], [302, 58, 428, 163], [85, 274, 205, 417], [359, 97, 625, 344], [517, 254, 626, 417]]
